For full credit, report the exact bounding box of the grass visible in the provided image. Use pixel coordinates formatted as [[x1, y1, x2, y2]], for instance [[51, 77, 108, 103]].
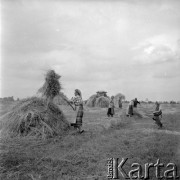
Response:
[[0, 103, 180, 180]]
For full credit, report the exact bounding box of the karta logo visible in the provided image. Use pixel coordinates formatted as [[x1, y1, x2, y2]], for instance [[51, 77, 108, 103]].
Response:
[[107, 158, 179, 179]]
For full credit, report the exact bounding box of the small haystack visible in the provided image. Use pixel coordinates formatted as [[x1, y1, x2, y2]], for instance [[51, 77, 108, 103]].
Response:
[[95, 96, 110, 108], [114, 93, 125, 107], [0, 97, 69, 138], [86, 91, 110, 108], [86, 94, 97, 107]]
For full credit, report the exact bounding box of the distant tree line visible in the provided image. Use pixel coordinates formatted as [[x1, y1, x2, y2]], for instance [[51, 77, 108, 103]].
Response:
[[0, 96, 20, 103], [0, 96, 14, 102]]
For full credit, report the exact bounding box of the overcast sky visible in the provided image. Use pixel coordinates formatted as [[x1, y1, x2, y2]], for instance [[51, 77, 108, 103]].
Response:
[[1, 0, 180, 101]]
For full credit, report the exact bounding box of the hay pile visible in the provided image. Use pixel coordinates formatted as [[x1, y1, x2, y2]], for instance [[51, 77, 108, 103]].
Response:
[[114, 93, 125, 107], [95, 96, 110, 108], [86, 94, 97, 107], [0, 97, 69, 138], [86, 93, 110, 108], [0, 70, 71, 139]]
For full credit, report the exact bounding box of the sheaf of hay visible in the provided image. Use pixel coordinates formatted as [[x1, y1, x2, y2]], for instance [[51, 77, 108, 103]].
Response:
[[0, 97, 70, 139], [38, 70, 62, 101]]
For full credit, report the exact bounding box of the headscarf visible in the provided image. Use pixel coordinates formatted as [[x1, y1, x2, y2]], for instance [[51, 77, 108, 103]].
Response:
[[75, 89, 82, 98]]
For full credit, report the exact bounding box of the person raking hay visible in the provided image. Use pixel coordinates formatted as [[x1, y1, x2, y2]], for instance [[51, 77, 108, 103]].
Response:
[[69, 89, 84, 133]]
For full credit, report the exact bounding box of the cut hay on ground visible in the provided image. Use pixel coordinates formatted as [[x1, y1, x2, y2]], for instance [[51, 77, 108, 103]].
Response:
[[0, 97, 70, 138], [133, 108, 143, 118], [86, 94, 97, 107], [0, 136, 48, 180], [95, 96, 110, 108]]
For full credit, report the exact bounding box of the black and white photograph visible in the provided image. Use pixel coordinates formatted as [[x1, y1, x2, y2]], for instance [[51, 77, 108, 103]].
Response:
[[0, 0, 180, 179]]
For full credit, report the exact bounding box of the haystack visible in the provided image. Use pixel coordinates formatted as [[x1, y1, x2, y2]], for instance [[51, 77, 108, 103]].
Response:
[[86, 94, 97, 107], [86, 91, 110, 108], [114, 93, 125, 107], [0, 97, 69, 138], [95, 96, 109, 108], [0, 70, 71, 139]]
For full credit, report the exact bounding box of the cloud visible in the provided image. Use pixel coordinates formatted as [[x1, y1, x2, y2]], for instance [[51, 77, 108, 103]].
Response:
[[1, 0, 180, 101], [133, 35, 180, 65]]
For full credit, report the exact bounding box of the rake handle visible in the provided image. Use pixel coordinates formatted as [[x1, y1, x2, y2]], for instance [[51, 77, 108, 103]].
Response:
[[61, 96, 76, 111]]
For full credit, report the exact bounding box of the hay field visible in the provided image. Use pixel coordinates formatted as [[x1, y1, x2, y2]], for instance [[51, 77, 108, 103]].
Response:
[[0, 102, 180, 180]]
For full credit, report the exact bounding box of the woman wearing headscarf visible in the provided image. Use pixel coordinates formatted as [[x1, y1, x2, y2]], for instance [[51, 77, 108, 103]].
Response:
[[126, 100, 134, 117], [107, 96, 115, 117], [153, 101, 163, 128], [70, 89, 84, 133], [118, 97, 122, 109], [133, 98, 140, 116]]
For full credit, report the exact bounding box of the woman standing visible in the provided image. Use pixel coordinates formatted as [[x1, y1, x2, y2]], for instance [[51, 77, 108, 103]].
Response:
[[126, 100, 134, 117], [70, 89, 84, 133], [107, 96, 115, 117], [153, 101, 163, 129], [118, 97, 122, 109]]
